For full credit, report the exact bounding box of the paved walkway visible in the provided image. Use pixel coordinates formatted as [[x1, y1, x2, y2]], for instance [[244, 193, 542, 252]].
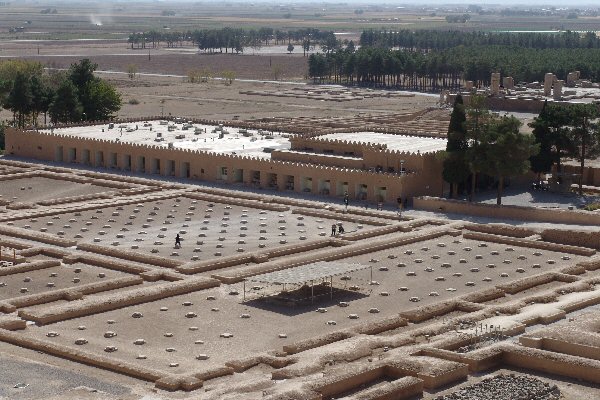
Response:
[[405, 184, 600, 231], [474, 185, 599, 210]]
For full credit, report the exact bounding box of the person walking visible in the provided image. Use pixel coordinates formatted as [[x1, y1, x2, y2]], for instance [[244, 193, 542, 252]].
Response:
[[175, 233, 181, 248], [397, 197, 403, 218], [331, 223, 337, 236], [343, 192, 349, 212]]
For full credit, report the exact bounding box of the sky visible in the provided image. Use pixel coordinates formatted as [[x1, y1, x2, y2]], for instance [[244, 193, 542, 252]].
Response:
[[46, 0, 600, 7], [392, 0, 596, 4], [189, 0, 596, 4], [56, 0, 600, 4]]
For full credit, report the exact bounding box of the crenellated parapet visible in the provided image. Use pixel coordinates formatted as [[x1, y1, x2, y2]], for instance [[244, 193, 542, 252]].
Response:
[[7, 128, 427, 179]]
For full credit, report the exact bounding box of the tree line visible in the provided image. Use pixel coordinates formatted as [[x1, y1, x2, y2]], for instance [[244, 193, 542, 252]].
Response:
[[308, 46, 600, 90], [443, 45, 600, 86], [308, 47, 462, 91], [443, 95, 600, 203], [359, 29, 600, 50], [0, 59, 121, 128], [445, 14, 471, 24], [128, 27, 337, 56]]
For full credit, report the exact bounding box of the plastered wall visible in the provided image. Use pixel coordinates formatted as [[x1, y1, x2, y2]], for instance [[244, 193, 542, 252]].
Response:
[[6, 128, 444, 204]]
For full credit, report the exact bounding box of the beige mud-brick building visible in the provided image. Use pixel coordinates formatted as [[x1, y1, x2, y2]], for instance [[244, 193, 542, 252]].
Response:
[[5, 119, 446, 205]]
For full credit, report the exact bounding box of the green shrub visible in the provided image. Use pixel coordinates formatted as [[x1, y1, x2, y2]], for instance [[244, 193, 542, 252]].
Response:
[[583, 203, 600, 211]]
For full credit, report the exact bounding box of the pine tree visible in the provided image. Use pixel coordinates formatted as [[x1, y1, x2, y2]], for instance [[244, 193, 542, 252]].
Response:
[[85, 80, 122, 121], [563, 104, 600, 195], [30, 75, 54, 126], [470, 116, 539, 205], [49, 80, 82, 123], [6, 72, 33, 128]]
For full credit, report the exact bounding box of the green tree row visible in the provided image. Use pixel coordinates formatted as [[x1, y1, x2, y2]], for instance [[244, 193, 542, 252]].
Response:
[[128, 27, 337, 56], [308, 46, 600, 90], [359, 29, 600, 50], [445, 14, 471, 24], [309, 47, 462, 91], [0, 59, 121, 128]]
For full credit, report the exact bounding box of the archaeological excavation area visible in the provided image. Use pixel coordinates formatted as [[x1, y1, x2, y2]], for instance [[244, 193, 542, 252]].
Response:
[[0, 158, 599, 399]]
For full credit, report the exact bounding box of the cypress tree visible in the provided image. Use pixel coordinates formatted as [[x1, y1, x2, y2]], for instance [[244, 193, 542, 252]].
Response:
[[442, 95, 470, 197]]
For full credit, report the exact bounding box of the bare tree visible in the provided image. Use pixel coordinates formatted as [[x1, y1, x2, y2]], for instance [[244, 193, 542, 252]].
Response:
[[126, 64, 138, 80]]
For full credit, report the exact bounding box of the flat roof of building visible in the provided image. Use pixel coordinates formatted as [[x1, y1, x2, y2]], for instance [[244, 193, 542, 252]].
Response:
[[320, 132, 447, 154], [41, 120, 449, 157], [41, 121, 292, 159]]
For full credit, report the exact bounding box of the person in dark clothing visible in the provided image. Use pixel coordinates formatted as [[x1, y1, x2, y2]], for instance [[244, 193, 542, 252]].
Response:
[[331, 224, 336, 236], [397, 197, 403, 217], [175, 233, 181, 248]]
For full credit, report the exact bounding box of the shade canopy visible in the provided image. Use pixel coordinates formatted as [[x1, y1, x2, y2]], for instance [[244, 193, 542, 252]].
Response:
[[248, 261, 370, 285]]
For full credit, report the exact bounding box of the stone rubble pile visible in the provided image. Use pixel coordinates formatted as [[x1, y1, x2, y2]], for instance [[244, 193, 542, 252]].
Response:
[[435, 374, 560, 400]]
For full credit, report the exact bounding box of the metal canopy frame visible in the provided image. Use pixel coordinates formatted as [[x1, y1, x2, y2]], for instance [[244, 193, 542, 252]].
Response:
[[243, 261, 373, 303]]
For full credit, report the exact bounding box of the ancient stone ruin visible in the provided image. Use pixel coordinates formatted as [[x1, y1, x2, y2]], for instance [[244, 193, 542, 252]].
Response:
[[0, 159, 598, 398]]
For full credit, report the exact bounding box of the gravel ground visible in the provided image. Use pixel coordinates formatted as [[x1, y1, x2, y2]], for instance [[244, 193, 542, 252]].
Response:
[[475, 185, 600, 210], [435, 373, 561, 400], [404, 183, 600, 232], [0, 352, 131, 400]]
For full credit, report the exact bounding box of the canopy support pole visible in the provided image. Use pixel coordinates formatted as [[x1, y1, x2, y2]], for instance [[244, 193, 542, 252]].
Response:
[[330, 276, 333, 299], [311, 280, 314, 304]]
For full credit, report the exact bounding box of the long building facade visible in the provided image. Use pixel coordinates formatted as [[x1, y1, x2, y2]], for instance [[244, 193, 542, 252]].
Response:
[[5, 121, 445, 205]]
